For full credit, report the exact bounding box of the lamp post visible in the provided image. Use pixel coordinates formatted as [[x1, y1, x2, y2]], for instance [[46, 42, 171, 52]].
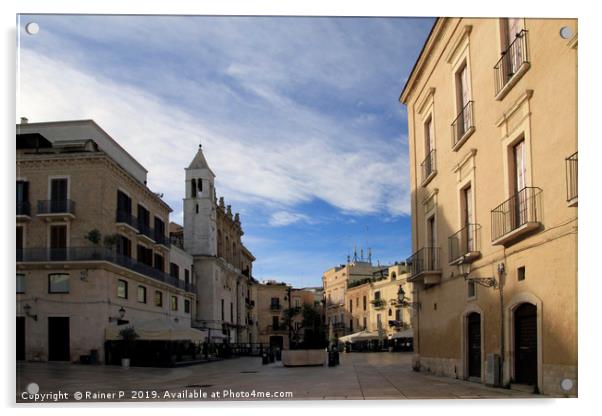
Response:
[[109, 306, 127, 324]]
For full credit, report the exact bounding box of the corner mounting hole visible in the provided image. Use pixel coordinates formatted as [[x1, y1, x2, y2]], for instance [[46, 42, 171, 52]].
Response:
[[25, 22, 39, 35]]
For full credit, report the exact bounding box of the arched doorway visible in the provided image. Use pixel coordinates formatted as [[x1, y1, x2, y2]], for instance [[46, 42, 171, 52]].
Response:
[[514, 303, 537, 385], [467, 312, 481, 378]]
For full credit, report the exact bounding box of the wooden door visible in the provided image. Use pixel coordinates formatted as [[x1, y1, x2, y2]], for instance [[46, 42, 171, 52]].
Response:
[[514, 303, 538, 385]]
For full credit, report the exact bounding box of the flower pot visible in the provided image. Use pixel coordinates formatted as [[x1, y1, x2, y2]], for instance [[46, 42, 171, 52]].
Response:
[[121, 358, 130, 368]]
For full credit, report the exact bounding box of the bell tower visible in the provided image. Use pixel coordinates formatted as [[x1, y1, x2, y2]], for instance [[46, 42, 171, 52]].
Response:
[[183, 144, 217, 256]]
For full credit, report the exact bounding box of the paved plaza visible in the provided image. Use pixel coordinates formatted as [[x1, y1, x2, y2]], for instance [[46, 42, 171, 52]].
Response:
[[17, 352, 540, 402]]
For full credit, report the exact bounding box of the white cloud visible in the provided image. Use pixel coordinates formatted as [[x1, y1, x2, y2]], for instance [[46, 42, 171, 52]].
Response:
[[268, 211, 312, 227]]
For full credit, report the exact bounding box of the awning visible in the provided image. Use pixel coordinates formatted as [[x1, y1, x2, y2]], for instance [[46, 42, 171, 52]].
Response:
[[388, 328, 414, 339], [105, 319, 207, 342], [339, 330, 380, 343]]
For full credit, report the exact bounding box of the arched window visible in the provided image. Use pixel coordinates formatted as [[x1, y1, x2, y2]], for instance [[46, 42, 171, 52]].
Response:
[[388, 308, 393, 316], [198, 178, 203, 193], [391, 272, 397, 280], [190, 179, 197, 198]]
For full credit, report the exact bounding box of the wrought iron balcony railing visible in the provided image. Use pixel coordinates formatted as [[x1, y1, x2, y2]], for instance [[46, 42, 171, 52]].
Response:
[[494, 29, 529, 96], [16, 246, 196, 293], [17, 201, 31, 216], [371, 298, 386, 309], [406, 247, 441, 277], [37, 199, 76, 215], [420, 149, 437, 184], [566, 152, 578, 204], [448, 223, 481, 264], [116, 210, 138, 230], [491, 187, 542, 244], [137, 221, 155, 241], [451, 101, 474, 148], [154, 232, 171, 247], [270, 303, 282, 311]]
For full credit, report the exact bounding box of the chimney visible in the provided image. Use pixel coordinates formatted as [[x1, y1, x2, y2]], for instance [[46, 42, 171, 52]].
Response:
[[20, 117, 29, 124]]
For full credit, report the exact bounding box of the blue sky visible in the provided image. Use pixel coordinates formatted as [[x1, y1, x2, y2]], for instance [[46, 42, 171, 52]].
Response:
[[17, 15, 433, 287]]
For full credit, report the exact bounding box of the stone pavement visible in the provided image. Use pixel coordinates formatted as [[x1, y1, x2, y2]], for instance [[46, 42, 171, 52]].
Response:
[[16, 352, 539, 402]]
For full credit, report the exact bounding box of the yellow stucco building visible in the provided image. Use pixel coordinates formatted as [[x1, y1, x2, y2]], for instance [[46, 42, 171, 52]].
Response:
[[400, 18, 577, 396]]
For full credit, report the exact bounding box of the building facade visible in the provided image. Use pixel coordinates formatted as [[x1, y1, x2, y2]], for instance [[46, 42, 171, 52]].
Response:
[[400, 18, 577, 396], [182, 145, 256, 344], [16, 120, 196, 363]]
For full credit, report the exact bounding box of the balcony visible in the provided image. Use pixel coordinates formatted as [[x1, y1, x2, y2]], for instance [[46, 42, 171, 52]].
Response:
[[37, 199, 76, 221], [491, 187, 542, 246], [246, 298, 255, 309], [566, 152, 578, 206], [451, 101, 475, 151], [420, 149, 437, 186], [494, 30, 530, 100], [16, 201, 31, 221], [270, 303, 282, 311], [266, 325, 287, 334], [154, 231, 171, 249], [115, 211, 138, 232], [448, 224, 481, 265], [406, 247, 441, 285], [137, 222, 155, 244], [371, 298, 386, 309], [16, 247, 196, 294]]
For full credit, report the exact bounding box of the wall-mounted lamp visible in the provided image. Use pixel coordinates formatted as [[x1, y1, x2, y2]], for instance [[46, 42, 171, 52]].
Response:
[[23, 304, 37, 321], [109, 306, 127, 323], [459, 259, 498, 288]]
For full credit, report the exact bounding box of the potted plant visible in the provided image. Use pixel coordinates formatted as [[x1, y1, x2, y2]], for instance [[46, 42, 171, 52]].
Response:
[[84, 229, 103, 259], [119, 326, 138, 368]]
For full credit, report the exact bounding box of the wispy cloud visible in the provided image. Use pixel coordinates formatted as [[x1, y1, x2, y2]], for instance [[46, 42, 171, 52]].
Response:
[[268, 211, 313, 227]]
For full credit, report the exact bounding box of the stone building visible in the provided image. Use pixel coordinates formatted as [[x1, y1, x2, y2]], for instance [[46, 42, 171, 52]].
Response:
[[399, 18, 577, 396], [16, 119, 197, 363], [322, 256, 380, 338], [182, 145, 256, 343]]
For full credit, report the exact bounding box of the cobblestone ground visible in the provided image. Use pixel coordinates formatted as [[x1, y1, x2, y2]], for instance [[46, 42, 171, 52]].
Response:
[[16, 352, 540, 403]]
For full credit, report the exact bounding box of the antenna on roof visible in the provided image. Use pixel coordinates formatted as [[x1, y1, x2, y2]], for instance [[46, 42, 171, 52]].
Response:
[[368, 248, 372, 265]]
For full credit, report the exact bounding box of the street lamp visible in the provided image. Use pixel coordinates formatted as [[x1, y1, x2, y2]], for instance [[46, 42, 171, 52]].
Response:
[[23, 304, 37, 321], [458, 259, 497, 288]]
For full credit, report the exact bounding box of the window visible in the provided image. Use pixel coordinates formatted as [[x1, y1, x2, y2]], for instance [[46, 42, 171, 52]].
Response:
[[374, 291, 381, 300], [137, 286, 147, 303], [184, 269, 190, 285], [49, 273, 69, 293], [294, 298, 301, 308], [16, 226, 24, 260], [395, 308, 402, 322], [363, 295, 367, 311], [17, 273, 25, 294], [154, 254, 165, 272], [170, 262, 180, 279], [17, 180, 29, 215], [453, 61, 473, 145], [230, 302, 233, 322], [349, 299, 353, 313], [363, 317, 367, 330], [422, 116, 436, 182], [154, 217, 165, 239], [495, 18, 528, 97], [49, 225, 67, 261], [137, 245, 153, 266], [391, 272, 397, 280], [137, 204, 150, 229], [377, 314, 381, 324], [50, 178, 68, 201], [355, 297, 359, 307], [117, 279, 128, 299], [388, 308, 392, 316], [117, 190, 132, 215], [116, 235, 131, 258], [462, 185, 475, 251], [270, 297, 280, 308], [221, 299, 224, 320], [518, 266, 526, 281], [155, 290, 163, 307], [190, 179, 197, 198], [184, 299, 191, 313], [468, 280, 476, 298], [171, 295, 178, 311], [272, 316, 279, 330]]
